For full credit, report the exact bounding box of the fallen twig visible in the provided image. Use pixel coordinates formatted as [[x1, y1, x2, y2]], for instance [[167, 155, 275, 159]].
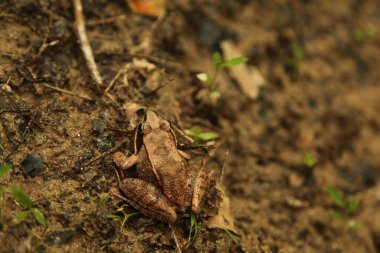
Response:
[[42, 83, 92, 101], [73, 0, 103, 89]]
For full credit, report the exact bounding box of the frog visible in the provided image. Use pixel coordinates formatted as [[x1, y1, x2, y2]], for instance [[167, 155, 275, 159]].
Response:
[[112, 110, 209, 223]]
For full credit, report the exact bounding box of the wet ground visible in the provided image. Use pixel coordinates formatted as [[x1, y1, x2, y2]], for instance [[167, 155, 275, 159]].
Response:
[[1, 0, 380, 252]]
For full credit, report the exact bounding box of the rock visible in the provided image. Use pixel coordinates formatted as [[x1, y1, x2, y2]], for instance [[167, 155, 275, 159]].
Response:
[[45, 230, 75, 246], [95, 136, 114, 152], [21, 153, 45, 178], [92, 118, 105, 134]]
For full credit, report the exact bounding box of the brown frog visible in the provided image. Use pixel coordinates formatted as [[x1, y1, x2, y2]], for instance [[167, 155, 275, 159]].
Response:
[[113, 110, 209, 223]]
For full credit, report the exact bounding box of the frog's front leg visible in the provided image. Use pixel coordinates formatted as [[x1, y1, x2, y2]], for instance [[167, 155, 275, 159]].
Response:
[[120, 178, 177, 223], [191, 164, 209, 214], [113, 152, 138, 173]]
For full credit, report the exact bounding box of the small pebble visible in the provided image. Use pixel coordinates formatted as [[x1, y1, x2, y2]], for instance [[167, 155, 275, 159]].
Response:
[[45, 230, 75, 246], [21, 153, 45, 178]]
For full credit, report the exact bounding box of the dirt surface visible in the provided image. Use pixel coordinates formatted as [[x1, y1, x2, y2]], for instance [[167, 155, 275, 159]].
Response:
[[1, 0, 380, 252]]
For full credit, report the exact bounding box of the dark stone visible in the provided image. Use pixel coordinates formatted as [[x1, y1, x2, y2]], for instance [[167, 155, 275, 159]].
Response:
[[95, 136, 115, 152], [14, 114, 31, 133], [358, 160, 376, 186], [21, 153, 45, 178], [45, 230, 75, 246], [92, 118, 105, 134], [36, 245, 46, 253]]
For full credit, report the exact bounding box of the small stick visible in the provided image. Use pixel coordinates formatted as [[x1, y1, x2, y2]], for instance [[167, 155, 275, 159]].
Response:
[[73, 0, 103, 89], [87, 15, 126, 26], [42, 83, 92, 101], [104, 64, 129, 95], [169, 224, 182, 253]]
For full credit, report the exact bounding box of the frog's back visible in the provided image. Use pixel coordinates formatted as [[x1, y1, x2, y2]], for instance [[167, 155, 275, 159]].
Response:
[[143, 130, 190, 210]]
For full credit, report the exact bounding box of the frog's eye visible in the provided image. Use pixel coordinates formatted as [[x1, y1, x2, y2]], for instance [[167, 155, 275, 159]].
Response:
[[160, 120, 171, 131], [142, 124, 152, 134]]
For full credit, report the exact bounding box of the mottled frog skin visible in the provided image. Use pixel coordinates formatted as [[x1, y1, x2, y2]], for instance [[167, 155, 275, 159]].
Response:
[[113, 111, 208, 223]]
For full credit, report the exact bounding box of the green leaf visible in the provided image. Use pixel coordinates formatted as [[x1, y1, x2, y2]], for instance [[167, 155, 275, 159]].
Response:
[[304, 151, 316, 168], [188, 212, 199, 243], [220, 57, 248, 68], [185, 127, 219, 144], [15, 211, 28, 221], [0, 163, 12, 179], [196, 132, 219, 141], [11, 186, 32, 209], [106, 214, 121, 221], [209, 90, 221, 99], [33, 208, 45, 225], [347, 219, 359, 229], [0, 187, 5, 196], [347, 199, 360, 214], [222, 228, 239, 244], [213, 52, 222, 70], [196, 73, 211, 83], [327, 186, 346, 209], [328, 210, 343, 220]]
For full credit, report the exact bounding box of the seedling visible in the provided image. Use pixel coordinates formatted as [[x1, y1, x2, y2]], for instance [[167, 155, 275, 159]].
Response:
[[11, 186, 46, 225], [221, 228, 239, 244], [196, 51, 248, 100], [354, 24, 377, 43], [107, 204, 138, 235], [303, 151, 316, 168], [184, 126, 219, 145], [0, 163, 45, 225], [187, 212, 199, 246], [327, 186, 360, 228]]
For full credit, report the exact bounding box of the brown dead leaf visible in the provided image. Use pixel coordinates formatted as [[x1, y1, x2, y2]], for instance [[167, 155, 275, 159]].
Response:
[[122, 102, 146, 130], [207, 182, 238, 234], [221, 40, 265, 100], [127, 0, 166, 18]]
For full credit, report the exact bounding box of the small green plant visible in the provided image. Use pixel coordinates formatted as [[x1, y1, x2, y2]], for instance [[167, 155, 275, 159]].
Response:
[[184, 126, 219, 145], [0, 163, 45, 225], [196, 51, 248, 100], [11, 186, 46, 225], [187, 212, 199, 246], [354, 24, 377, 43], [106, 204, 138, 235], [303, 151, 316, 168], [222, 228, 239, 244], [327, 186, 360, 228]]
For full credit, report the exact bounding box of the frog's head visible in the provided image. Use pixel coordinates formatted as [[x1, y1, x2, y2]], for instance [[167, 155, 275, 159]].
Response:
[[142, 110, 171, 134]]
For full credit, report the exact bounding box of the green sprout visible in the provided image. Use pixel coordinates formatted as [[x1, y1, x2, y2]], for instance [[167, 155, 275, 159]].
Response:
[[184, 126, 219, 145], [0, 164, 45, 225], [354, 24, 377, 43], [196, 51, 248, 100], [327, 186, 360, 228], [0, 164, 12, 179], [107, 204, 138, 235], [303, 151, 316, 168], [187, 212, 199, 246], [222, 228, 239, 244], [12, 186, 46, 225]]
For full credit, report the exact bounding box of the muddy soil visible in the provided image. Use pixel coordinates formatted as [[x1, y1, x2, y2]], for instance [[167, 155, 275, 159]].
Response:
[[1, 0, 380, 252]]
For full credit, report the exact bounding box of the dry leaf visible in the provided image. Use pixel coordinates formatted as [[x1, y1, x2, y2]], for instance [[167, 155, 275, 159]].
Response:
[[221, 40, 265, 100], [122, 102, 146, 130], [127, 0, 166, 18], [207, 182, 238, 234]]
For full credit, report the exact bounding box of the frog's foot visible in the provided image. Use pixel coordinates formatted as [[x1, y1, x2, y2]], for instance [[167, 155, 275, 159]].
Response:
[[120, 178, 177, 223], [113, 152, 138, 172], [191, 166, 209, 214]]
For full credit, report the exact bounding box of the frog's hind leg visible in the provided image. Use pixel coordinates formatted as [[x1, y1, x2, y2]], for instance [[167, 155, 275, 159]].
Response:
[[120, 178, 177, 223], [191, 166, 209, 214]]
